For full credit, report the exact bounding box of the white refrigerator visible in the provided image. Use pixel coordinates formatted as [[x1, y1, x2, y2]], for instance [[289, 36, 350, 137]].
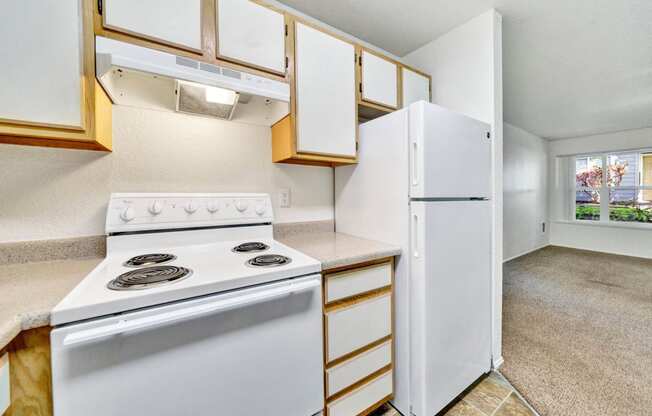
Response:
[[335, 101, 493, 416]]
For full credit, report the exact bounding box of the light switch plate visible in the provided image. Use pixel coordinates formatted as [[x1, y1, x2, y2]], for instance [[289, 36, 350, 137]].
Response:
[[0, 352, 9, 414]]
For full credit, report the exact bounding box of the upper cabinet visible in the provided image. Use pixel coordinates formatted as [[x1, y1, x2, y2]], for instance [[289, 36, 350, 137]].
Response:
[[102, 0, 203, 53], [216, 0, 286, 76], [359, 48, 399, 110], [401, 66, 431, 107], [272, 20, 357, 166], [0, 0, 111, 151]]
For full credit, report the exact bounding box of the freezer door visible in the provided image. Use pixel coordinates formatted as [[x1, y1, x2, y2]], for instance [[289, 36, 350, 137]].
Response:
[[409, 101, 492, 199], [51, 275, 324, 416], [409, 201, 492, 416]]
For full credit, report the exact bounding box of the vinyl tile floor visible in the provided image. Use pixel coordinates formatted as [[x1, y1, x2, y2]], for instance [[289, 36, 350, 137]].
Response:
[[371, 372, 538, 416]]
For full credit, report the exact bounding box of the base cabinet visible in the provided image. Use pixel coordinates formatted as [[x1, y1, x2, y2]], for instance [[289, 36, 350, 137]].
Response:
[[1, 328, 53, 416], [322, 258, 395, 416]]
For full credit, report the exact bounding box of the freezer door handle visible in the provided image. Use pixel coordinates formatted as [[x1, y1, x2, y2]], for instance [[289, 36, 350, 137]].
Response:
[[411, 141, 419, 187], [61, 277, 320, 347], [412, 213, 419, 258]]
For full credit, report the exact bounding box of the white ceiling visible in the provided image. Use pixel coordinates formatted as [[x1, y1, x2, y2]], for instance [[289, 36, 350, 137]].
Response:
[[277, 0, 652, 139]]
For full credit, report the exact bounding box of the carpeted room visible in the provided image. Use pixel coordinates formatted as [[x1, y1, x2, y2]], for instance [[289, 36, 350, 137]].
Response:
[[503, 123, 652, 415], [502, 246, 652, 415]]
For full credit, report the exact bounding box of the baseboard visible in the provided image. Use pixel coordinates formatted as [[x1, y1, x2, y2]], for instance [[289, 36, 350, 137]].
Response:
[[492, 355, 504, 370], [503, 244, 550, 263]]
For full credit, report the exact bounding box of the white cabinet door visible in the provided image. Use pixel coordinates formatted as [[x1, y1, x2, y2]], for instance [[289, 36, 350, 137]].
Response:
[[104, 0, 202, 51], [0, 0, 83, 128], [217, 0, 286, 74], [361, 50, 398, 109], [402, 67, 430, 107], [295, 22, 356, 158]]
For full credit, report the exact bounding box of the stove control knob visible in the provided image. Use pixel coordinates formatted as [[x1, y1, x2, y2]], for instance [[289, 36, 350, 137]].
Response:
[[184, 201, 198, 214], [255, 204, 266, 216], [120, 206, 136, 222], [235, 200, 249, 213], [148, 200, 163, 216], [207, 201, 220, 213]]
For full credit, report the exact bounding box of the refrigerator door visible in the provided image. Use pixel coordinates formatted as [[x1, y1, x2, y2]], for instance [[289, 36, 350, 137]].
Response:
[[410, 200, 492, 416], [409, 101, 492, 199]]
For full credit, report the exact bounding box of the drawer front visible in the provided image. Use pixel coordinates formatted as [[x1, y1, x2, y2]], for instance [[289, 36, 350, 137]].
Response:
[[325, 263, 391, 303], [326, 293, 391, 362], [326, 340, 391, 397], [326, 370, 393, 416]]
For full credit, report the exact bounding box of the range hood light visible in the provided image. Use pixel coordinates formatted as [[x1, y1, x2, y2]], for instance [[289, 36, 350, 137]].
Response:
[[205, 86, 238, 105]]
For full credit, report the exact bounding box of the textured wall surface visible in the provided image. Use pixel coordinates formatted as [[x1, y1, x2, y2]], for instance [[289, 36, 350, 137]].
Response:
[[0, 106, 333, 243]]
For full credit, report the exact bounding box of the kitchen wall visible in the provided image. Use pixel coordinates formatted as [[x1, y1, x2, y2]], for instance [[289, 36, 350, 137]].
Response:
[[503, 123, 549, 261], [403, 9, 505, 367], [0, 106, 333, 243], [549, 127, 652, 258]]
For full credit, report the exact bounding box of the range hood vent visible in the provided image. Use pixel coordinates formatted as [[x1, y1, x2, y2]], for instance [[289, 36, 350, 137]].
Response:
[[95, 36, 289, 126], [175, 80, 239, 120]]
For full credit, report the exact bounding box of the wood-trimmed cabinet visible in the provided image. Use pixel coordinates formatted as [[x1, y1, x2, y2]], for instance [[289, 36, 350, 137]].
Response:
[[272, 19, 358, 167], [400, 64, 432, 108], [0, 0, 111, 151], [322, 258, 395, 416], [357, 47, 400, 121], [95, 0, 288, 82], [215, 0, 287, 76]]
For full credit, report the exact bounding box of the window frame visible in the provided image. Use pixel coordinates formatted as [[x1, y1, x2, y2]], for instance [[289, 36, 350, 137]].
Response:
[[571, 149, 652, 226]]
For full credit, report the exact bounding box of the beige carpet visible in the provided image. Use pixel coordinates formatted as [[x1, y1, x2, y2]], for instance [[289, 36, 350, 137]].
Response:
[[501, 246, 652, 416]]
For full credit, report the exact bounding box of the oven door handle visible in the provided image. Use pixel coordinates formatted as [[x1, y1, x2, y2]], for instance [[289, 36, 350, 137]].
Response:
[[62, 277, 320, 347]]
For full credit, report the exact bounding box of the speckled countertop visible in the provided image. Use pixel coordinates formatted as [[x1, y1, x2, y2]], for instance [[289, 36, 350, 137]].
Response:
[[0, 225, 400, 350], [277, 231, 401, 270], [0, 257, 102, 350]]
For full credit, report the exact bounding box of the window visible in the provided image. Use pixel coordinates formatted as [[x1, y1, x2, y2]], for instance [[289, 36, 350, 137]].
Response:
[[573, 150, 652, 224]]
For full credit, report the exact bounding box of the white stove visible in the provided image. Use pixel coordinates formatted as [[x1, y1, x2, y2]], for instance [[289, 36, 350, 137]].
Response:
[[50, 193, 324, 416], [52, 193, 321, 325]]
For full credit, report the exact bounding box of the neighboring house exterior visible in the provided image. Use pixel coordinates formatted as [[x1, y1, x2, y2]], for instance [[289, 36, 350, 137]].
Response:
[[576, 152, 652, 204]]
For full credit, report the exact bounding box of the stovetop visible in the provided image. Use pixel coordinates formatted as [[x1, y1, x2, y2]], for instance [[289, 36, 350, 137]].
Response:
[[52, 237, 320, 325], [51, 193, 321, 326]]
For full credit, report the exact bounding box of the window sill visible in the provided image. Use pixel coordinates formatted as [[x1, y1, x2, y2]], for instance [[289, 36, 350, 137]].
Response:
[[553, 219, 652, 231]]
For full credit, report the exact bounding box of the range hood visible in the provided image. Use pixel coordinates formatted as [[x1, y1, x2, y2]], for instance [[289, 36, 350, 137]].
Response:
[[95, 36, 289, 126]]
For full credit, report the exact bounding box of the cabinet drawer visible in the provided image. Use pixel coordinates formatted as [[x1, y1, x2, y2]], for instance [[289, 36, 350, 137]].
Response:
[[326, 293, 391, 362], [326, 369, 392, 416], [326, 340, 391, 397], [325, 263, 391, 303]]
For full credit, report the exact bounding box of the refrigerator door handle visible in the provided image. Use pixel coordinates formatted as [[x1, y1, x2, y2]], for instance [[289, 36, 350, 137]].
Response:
[[411, 141, 419, 187], [412, 213, 419, 258]]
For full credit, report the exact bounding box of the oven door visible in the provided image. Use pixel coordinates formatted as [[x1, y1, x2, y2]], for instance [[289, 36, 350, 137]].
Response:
[[51, 274, 324, 416]]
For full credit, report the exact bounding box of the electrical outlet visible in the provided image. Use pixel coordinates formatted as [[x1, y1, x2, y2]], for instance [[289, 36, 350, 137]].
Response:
[[279, 188, 291, 208], [542, 222, 546, 233]]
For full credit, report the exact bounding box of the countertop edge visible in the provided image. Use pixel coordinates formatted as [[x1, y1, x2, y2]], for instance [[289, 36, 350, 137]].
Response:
[[321, 248, 402, 271]]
